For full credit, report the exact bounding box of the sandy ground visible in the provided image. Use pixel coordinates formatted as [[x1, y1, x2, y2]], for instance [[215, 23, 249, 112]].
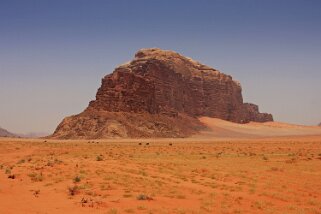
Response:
[[0, 120, 321, 213], [195, 117, 321, 139]]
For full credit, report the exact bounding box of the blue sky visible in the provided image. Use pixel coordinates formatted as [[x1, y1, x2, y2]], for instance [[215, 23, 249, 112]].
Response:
[[1, 0, 321, 134]]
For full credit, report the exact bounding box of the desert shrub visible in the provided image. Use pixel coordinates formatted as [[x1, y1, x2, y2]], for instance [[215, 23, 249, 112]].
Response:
[[8, 174, 15, 179], [73, 175, 81, 183], [139, 170, 147, 176], [96, 155, 104, 161], [124, 208, 135, 213], [5, 168, 11, 174], [136, 194, 153, 200], [17, 159, 25, 164], [137, 205, 147, 210], [108, 208, 118, 214], [46, 161, 54, 167], [33, 190, 40, 197], [123, 194, 132, 198], [68, 185, 79, 196], [28, 172, 43, 182]]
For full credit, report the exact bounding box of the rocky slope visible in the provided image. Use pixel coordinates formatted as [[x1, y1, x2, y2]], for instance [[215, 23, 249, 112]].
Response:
[[0, 127, 16, 137], [52, 48, 273, 139]]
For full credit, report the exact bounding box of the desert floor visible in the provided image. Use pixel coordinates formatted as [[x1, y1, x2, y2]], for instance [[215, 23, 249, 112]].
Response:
[[0, 134, 321, 214]]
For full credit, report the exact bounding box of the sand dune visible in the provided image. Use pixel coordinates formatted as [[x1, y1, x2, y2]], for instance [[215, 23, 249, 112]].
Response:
[[195, 117, 321, 138]]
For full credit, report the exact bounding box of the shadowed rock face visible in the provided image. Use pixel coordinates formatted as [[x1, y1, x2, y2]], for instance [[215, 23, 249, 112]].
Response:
[[90, 48, 272, 122], [52, 48, 273, 139]]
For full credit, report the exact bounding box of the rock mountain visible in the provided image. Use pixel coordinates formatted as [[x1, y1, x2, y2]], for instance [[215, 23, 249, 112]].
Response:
[[0, 127, 16, 138], [52, 48, 273, 139]]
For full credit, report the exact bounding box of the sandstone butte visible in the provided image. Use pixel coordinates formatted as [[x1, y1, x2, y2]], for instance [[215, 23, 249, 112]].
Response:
[[51, 48, 273, 139]]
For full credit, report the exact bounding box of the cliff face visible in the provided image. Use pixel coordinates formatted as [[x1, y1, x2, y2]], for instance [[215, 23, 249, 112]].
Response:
[[52, 48, 273, 139], [89, 48, 272, 123]]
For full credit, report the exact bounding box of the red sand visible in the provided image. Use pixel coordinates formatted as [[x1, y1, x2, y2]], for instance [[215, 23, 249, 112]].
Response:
[[0, 120, 321, 213]]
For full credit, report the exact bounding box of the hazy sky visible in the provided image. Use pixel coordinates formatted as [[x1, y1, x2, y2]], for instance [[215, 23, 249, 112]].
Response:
[[1, 0, 321, 134]]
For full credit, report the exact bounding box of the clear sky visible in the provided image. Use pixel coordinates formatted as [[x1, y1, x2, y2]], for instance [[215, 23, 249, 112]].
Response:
[[1, 0, 321, 134]]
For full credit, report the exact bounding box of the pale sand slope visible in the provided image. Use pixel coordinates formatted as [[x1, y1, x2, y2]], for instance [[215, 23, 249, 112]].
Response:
[[194, 117, 321, 138]]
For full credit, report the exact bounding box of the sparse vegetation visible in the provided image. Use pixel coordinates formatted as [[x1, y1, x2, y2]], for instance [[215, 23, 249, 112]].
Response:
[[68, 185, 79, 196], [96, 155, 104, 161], [8, 174, 15, 179], [28, 172, 44, 182], [0, 137, 320, 213], [73, 175, 81, 183], [5, 168, 11, 174], [108, 208, 118, 214], [17, 159, 25, 164], [136, 194, 153, 200]]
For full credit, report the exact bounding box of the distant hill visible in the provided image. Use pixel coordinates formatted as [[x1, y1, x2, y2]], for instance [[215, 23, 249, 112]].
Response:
[[0, 127, 17, 137], [0, 127, 49, 138], [319, 123, 321, 127]]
